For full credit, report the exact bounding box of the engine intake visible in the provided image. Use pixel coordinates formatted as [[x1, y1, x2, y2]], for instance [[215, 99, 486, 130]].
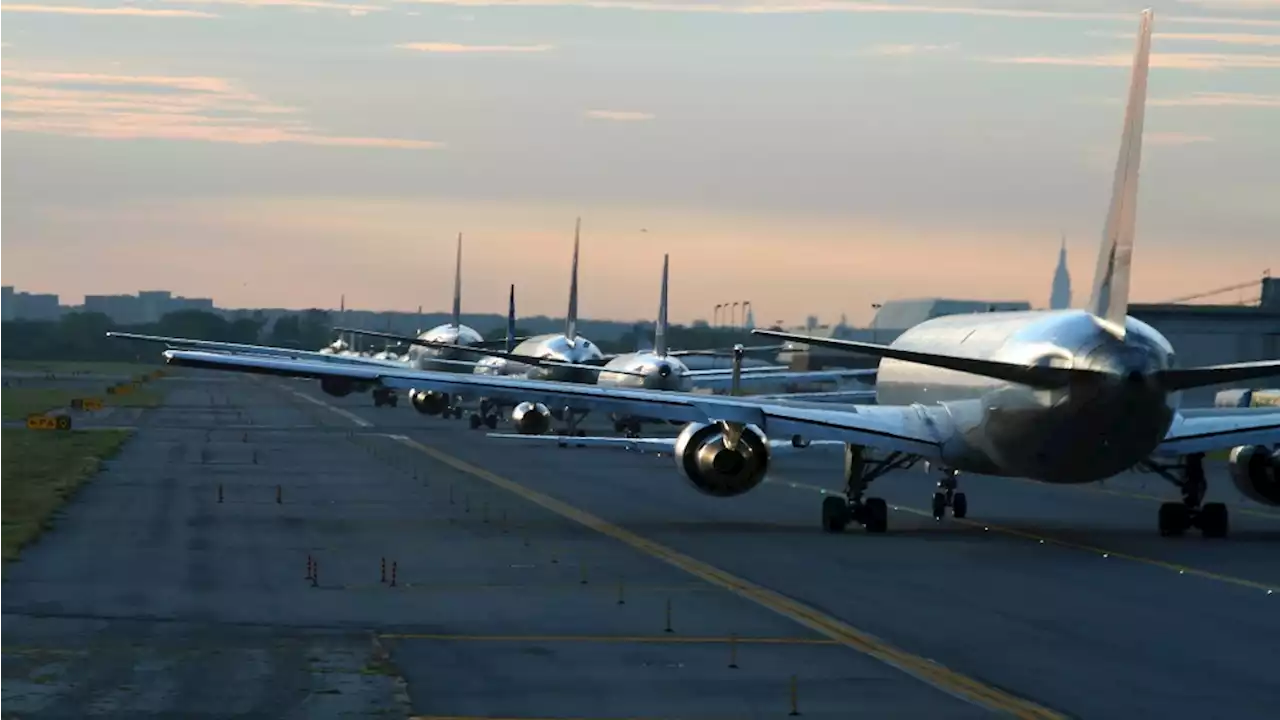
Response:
[[1228, 445, 1280, 506], [410, 390, 450, 416], [511, 402, 552, 435], [673, 422, 770, 497]]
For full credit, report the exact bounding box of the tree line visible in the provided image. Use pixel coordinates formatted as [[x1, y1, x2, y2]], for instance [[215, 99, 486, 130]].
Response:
[[2, 309, 769, 362]]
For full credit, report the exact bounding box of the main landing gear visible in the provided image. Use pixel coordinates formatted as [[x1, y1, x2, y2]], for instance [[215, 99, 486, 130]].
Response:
[[613, 419, 643, 438], [929, 465, 968, 521], [1142, 453, 1228, 538], [372, 388, 399, 408], [821, 446, 919, 534], [468, 412, 499, 430]]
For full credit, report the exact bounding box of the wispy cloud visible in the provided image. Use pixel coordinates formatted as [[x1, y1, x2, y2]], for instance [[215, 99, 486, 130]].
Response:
[[160, 0, 386, 13], [1, 69, 441, 149], [1, 4, 217, 17], [984, 52, 1280, 69], [1151, 91, 1280, 107], [1088, 30, 1280, 46], [585, 109, 654, 121], [863, 42, 958, 56], [1146, 132, 1217, 145], [396, 42, 556, 53]]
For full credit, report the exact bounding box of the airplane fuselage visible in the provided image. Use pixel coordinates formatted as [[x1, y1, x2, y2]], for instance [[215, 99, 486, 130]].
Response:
[[597, 351, 693, 392], [876, 309, 1179, 484], [480, 334, 605, 384], [407, 323, 485, 372]]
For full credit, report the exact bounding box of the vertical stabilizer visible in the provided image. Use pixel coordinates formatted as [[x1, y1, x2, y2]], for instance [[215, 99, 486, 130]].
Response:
[[506, 284, 517, 354], [565, 218, 580, 346], [654, 254, 670, 357], [415, 304, 423, 335], [451, 232, 463, 328], [1087, 8, 1153, 336]]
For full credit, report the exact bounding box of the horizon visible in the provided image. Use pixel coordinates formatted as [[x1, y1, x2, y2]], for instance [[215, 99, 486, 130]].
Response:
[[3, 0, 1277, 325]]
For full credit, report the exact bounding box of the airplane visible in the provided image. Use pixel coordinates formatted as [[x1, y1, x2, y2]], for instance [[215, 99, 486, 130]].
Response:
[[135, 9, 1280, 538], [344, 251, 878, 436], [110, 233, 498, 412]]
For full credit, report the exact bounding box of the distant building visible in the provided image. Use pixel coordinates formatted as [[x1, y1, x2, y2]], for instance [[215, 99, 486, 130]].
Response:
[[83, 291, 215, 324], [2, 286, 61, 321], [1050, 235, 1072, 310]]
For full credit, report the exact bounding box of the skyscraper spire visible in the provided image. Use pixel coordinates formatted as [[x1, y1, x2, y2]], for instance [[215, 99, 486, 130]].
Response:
[[1050, 234, 1072, 310]]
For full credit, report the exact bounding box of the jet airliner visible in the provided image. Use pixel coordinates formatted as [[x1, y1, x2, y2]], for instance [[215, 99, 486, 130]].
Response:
[[127, 10, 1280, 538]]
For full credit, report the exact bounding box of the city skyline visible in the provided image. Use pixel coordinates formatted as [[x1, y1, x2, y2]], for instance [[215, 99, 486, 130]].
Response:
[[3, 1, 1277, 324]]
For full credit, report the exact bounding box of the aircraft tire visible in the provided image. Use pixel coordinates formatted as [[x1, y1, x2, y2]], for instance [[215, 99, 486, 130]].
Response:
[[952, 492, 968, 519], [821, 496, 848, 533], [864, 498, 888, 533], [469, 414, 482, 430], [931, 492, 947, 521], [484, 414, 498, 430], [1199, 502, 1229, 539], [1158, 503, 1190, 537]]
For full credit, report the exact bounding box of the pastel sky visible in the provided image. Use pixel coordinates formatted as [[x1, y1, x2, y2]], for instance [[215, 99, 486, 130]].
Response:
[[2, 0, 1277, 326]]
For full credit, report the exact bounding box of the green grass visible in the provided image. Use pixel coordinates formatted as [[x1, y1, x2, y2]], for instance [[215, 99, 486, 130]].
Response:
[[2, 360, 164, 377], [2, 429, 134, 563], [2, 386, 168, 421]]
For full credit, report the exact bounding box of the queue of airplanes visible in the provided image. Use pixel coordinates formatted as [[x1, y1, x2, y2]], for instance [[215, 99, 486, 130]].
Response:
[[110, 9, 1278, 540]]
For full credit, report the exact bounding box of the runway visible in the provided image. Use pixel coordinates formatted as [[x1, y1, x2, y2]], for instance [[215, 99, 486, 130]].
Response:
[[4, 374, 1279, 718]]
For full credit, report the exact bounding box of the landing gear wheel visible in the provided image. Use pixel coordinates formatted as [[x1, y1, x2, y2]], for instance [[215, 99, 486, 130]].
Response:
[[387, 394, 398, 407], [952, 492, 968, 519], [822, 496, 850, 533], [863, 497, 888, 534], [453, 407, 465, 420], [1158, 502, 1190, 537], [484, 414, 498, 430], [469, 413, 482, 430], [1199, 502, 1229, 539], [373, 395, 385, 408], [931, 492, 947, 521]]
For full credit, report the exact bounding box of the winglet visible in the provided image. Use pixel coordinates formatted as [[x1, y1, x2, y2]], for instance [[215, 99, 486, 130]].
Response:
[[506, 284, 517, 354], [654, 254, 670, 358], [565, 217, 580, 346], [451, 232, 463, 328], [1087, 8, 1153, 337]]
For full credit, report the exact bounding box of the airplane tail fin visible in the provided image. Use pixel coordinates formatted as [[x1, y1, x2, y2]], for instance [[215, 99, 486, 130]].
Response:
[[451, 232, 463, 329], [655, 254, 670, 358], [1086, 8, 1153, 337], [565, 218, 581, 346], [506, 284, 517, 354]]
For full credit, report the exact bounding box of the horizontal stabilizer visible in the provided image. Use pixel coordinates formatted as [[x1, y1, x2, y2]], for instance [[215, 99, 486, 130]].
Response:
[[752, 329, 1090, 390], [1155, 360, 1280, 392]]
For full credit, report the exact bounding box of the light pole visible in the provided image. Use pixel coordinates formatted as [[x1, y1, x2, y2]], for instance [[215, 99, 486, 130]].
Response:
[[731, 302, 740, 329], [741, 300, 751, 329], [870, 303, 882, 344], [714, 304, 722, 327]]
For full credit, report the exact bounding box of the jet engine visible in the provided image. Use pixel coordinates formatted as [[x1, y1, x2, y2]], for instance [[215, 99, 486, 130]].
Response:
[[673, 422, 771, 498], [320, 377, 367, 397], [410, 390, 450, 416], [511, 402, 552, 435], [1227, 445, 1280, 506]]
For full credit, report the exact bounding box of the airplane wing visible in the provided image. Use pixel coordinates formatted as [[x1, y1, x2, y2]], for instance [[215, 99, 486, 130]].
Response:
[[1156, 410, 1280, 456], [107, 331, 462, 369], [485, 432, 846, 454], [686, 367, 877, 391], [160, 348, 947, 458]]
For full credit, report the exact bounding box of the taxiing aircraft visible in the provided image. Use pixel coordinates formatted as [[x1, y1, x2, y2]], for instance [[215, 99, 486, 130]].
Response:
[[132, 10, 1280, 538]]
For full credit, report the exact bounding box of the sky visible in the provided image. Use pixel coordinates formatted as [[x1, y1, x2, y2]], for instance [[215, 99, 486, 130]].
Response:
[[2, 0, 1278, 326]]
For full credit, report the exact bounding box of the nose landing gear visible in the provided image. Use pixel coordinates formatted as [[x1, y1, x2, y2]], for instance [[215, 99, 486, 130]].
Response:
[[930, 468, 967, 520]]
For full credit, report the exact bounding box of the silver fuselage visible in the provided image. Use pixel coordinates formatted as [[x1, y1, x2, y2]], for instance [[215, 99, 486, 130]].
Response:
[[475, 334, 605, 384], [877, 309, 1178, 484], [406, 324, 485, 372], [597, 352, 693, 392]]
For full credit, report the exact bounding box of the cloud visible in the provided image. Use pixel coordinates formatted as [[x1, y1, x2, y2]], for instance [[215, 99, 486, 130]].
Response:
[[160, 0, 386, 12], [1151, 91, 1280, 107], [585, 109, 654, 121], [983, 52, 1280, 69], [1, 4, 217, 17], [1176, 0, 1280, 10], [863, 42, 958, 56], [1, 69, 442, 149], [396, 42, 555, 53], [1146, 132, 1217, 145]]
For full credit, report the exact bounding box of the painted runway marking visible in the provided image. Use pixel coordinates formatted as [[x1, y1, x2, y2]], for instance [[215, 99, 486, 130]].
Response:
[[379, 633, 837, 645], [283, 386, 373, 427], [389, 435, 1064, 720], [774, 477, 1280, 595]]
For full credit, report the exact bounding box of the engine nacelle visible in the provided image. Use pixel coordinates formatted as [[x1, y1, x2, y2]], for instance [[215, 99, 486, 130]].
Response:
[[410, 390, 450, 416], [511, 402, 552, 435], [320, 377, 365, 397], [1227, 445, 1280, 506], [673, 422, 771, 498]]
